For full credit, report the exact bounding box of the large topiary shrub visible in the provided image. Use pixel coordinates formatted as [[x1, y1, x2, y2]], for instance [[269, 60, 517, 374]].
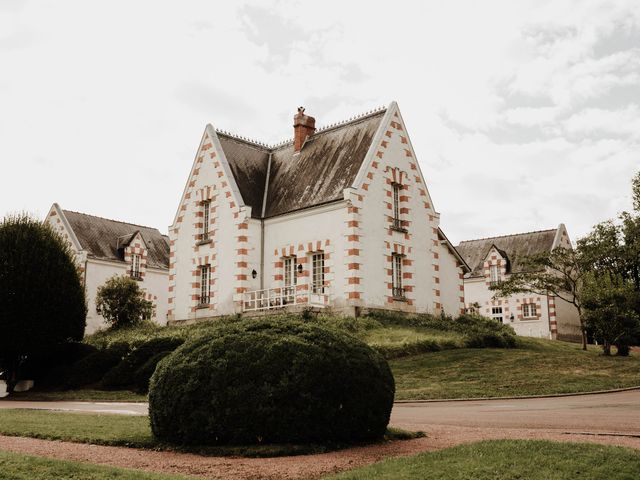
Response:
[[149, 318, 395, 445], [0, 214, 86, 391]]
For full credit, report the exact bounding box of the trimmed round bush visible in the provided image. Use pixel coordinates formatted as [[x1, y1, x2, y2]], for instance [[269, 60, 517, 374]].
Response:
[[149, 318, 395, 445]]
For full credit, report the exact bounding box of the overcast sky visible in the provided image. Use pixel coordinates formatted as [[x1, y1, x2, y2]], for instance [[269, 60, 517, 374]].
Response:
[[1, 0, 638, 244]]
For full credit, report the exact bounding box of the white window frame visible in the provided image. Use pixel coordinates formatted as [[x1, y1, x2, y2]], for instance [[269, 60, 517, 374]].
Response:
[[199, 265, 210, 305], [392, 182, 401, 228], [489, 264, 501, 284], [202, 200, 210, 241], [131, 253, 141, 279], [491, 306, 503, 323], [283, 256, 297, 300], [311, 252, 325, 294], [523, 303, 537, 319], [392, 253, 405, 299]]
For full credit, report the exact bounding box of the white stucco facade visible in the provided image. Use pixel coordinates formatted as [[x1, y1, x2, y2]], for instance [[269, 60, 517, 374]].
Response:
[[45, 204, 169, 333], [168, 102, 469, 322], [461, 224, 582, 341]]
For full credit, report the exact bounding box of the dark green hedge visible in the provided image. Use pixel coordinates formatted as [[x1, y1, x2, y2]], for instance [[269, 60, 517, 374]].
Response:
[[149, 318, 395, 445], [101, 337, 184, 392]]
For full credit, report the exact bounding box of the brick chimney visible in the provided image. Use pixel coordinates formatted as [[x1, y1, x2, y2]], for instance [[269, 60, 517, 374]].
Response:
[[293, 107, 315, 152]]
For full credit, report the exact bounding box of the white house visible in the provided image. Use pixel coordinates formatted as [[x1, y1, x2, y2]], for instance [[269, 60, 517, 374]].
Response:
[[45, 204, 170, 333], [168, 102, 470, 322], [456, 224, 582, 341]]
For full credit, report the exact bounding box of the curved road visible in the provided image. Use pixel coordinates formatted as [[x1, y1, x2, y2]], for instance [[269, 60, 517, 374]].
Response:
[[391, 390, 640, 435], [1, 390, 639, 436]]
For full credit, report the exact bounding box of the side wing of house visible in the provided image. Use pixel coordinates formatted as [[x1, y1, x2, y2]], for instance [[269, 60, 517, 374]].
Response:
[[436, 229, 468, 316], [45, 203, 84, 262], [168, 125, 253, 322], [550, 223, 582, 342], [348, 102, 458, 314]]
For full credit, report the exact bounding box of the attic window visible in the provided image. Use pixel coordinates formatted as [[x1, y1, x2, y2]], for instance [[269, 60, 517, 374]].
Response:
[[130, 254, 141, 280], [489, 265, 501, 285], [390, 183, 406, 232], [202, 201, 211, 241]]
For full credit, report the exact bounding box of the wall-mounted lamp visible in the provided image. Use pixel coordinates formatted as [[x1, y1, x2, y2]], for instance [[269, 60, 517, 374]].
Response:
[[510, 314, 515, 322], [297, 264, 303, 274], [251, 269, 257, 279]]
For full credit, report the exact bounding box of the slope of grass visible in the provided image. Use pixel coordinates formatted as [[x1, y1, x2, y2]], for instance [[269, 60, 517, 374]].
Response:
[[0, 450, 187, 480], [324, 440, 640, 480], [0, 409, 421, 457], [392, 337, 640, 400]]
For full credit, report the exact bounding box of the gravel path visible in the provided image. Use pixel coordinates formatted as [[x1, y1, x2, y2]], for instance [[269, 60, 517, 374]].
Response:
[[1, 427, 639, 479]]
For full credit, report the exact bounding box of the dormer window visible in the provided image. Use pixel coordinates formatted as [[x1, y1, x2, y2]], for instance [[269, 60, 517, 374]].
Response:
[[489, 265, 501, 285], [202, 200, 210, 241], [131, 253, 141, 280]]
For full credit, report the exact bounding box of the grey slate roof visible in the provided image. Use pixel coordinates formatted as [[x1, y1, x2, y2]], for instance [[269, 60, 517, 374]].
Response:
[[62, 210, 170, 269], [456, 228, 557, 277], [217, 109, 385, 218]]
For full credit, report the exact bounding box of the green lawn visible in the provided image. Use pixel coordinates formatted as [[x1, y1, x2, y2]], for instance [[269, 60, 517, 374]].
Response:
[[0, 409, 420, 457], [324, 440, 640, 480], [0, 409, 155, 448], [0, 450, 187, 480], [0, 389, 147, 403], [392, 337, 640, 400]]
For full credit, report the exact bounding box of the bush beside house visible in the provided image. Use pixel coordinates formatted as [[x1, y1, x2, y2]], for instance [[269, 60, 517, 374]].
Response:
[[148, 318, 395, 445]]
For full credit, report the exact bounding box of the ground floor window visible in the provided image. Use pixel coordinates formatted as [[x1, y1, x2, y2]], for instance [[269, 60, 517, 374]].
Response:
[[311, 252, 324, 294], [199, 265, 210, 305], [523, 303, 537, 318], [392, 253, 405, 300], [283, 256, 297, 301], [491, 306, 503, 323]]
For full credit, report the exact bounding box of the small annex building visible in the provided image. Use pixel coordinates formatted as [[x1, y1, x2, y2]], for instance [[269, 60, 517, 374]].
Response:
[[45, 204, 170, 332], [456, 224, 582, 341], [169, 102, 470, 322]]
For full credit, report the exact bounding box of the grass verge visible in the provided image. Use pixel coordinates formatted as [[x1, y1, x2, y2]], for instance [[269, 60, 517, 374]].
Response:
[[0, 450, 187, 480], [324, 439, 640, 479], [0, 409, 421, 457], [392, 337, 640, 400], [0, 389, 147, 403]]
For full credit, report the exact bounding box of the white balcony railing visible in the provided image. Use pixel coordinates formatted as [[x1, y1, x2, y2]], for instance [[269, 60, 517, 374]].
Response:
[[242, 286, 330, 312]]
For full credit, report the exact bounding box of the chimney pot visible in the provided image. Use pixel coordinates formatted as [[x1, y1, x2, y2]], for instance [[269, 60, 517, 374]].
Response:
[[293, 106, 315, 152]]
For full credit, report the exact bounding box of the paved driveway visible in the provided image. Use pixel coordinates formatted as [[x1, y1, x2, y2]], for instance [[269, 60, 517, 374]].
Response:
[[1, 390, 639, 436], [391, 390, 640, 435]]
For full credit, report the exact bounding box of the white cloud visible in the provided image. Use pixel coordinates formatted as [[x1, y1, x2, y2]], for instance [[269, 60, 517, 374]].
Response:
[[0, 0, 638, 246], [564, 105, 640, 139]]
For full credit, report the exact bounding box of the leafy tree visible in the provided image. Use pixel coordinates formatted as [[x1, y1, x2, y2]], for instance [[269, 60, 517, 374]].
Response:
[[490, 247, 589, 350], [95, 275, 153, 329], [577, 170, 640, 348], [583, 274, 640, 356], [0, 214, 86, 391]]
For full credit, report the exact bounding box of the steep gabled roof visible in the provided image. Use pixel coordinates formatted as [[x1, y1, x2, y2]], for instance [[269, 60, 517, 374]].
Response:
[[62, 210, 169, 269], [216, 134, 270, 217], [213, 109, 386, 218], [456, 228, 558, 277]]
